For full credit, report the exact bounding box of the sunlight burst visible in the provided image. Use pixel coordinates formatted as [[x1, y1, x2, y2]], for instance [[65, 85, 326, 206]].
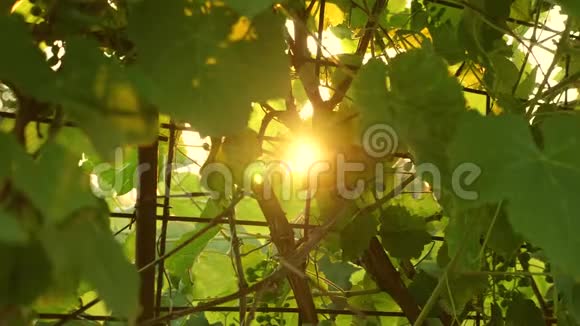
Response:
[[298, 86, 332, 120], [284, 138, 322, 174], [285, 20, 344, 57]]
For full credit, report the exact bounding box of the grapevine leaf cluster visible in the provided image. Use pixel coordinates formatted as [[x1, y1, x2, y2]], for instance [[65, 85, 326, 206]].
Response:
[[0, 0, 579, 325]]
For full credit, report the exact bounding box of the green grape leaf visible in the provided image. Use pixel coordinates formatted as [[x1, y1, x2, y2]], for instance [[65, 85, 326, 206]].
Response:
[[326, 0, 351, 13], [0, 241, 52, 305], [184, 313, 212, 326], [445, 203, 521, 270], [390, 193, 441, 218], [352, 47, 466, 191], [319, 255, 360, 290], [56, 39, 158, 160], [510, 0, 533, 22], [556, 0, 580, 20], [350, 58, 390, 129], [0, 209, 29, 244], [223, 0, 277, 17], [557, 310, 580, 326], [0, 15, 54, 101], [129, 2, 289, 136], [93, 147, 138, 196], [348, 270, 400, 319], [515, 66, 538, 99], [410, 0, 429, 31], [408, 272, 443, 317], [555, 272, 580, 323], [165, 199, 224, 278], [40, 210, 139, 319], [441, 273, 488, 315], [417, 256, 487, 314], [429, 20, 466, 65], [13, 143, 97, 224], [387, 47, 465, 175], [218, 128, 262, 187], [459, 0, 511, 67], [444, 206, 487, 271], [505, 297, 545, 326], [485, 208, 523, 259], [340, 213, 378, 260], [55, 127, 99, 160], [379, 205, 431, 259], [485, 54, 520, 95], [0, 132, 28, 183], [450, 112, 580, 276], [165, 225, 220, 279], [348, 0, 376, 28], [388, 0, 408, 13], [331, 54, 363, 89], [191, 251, 238, 299], [229, 197, 266, 235]]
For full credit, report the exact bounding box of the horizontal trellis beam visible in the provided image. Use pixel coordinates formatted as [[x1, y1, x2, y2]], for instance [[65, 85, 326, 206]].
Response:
[[36, 309, 558, 323], [109, 212, 446, 241]]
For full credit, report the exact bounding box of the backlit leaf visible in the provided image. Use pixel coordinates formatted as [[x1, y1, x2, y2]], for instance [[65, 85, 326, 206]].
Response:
[[0, 209, 28, 244], [129, 1, 289, 136], [223, 0, 277, 17], [13, 143, 97, 224], [40, 209, 139, 319], [165, 199, 225, 278], [340, 213, 378, 260], [56, 39, 158, 159], [451, 112, 580, 276], [555, 0, 580, 20], [379, 205, 431, 259]]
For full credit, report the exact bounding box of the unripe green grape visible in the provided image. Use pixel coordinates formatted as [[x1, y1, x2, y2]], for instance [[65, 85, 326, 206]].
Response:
[[30, 6, 42, 16], [518, 278, 530, 287], [47, 55, 59, 67]]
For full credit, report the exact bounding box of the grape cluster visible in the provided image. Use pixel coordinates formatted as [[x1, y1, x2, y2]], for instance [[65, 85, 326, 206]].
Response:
[[255, 313, 286, 326], [246, 260, 273, 283]]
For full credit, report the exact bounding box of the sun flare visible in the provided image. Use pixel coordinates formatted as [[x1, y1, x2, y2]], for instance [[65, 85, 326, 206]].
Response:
[[298, 87, 331, 120], [284, 138, 322, 174]]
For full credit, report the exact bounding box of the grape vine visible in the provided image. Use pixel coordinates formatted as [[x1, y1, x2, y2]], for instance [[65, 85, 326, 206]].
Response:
[[0, 0, 579, 325]]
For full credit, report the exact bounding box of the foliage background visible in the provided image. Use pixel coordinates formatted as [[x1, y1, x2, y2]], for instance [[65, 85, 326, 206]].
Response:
[[0, 0, 579, 325]]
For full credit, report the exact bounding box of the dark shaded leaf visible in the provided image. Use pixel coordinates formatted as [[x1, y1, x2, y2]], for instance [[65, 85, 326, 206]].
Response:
[[41, 209, 139, 319], [129, 2, 289, 136], [340, 213, 379, 260], [0, 240, 51, 305], [506, 297, 544, 326], [13, 143, 97, 224], [379, 205, 431, 259]]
